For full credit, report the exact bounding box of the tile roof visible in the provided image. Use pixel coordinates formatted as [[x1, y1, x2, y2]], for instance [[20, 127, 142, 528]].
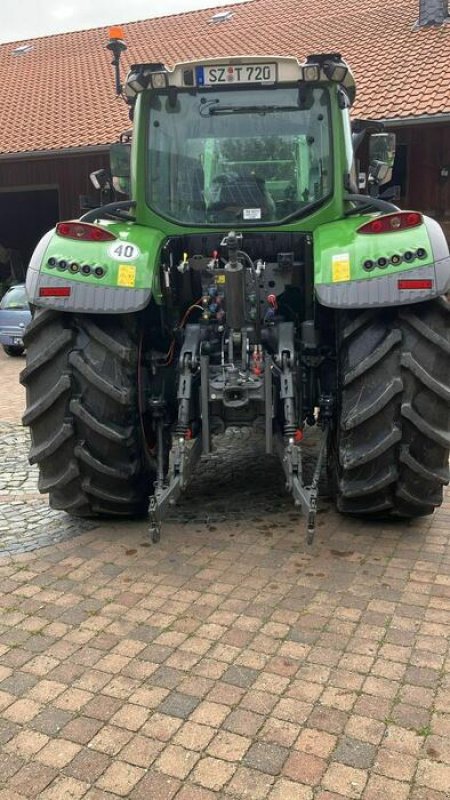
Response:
[[1, 0, 449, 155]]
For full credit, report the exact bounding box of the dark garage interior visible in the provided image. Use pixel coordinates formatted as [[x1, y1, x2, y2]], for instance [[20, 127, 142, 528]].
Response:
[[0, 188, 60, 288]]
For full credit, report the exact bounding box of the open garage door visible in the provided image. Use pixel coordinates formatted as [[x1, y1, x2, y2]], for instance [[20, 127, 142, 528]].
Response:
[[0, 188, 59, 292]]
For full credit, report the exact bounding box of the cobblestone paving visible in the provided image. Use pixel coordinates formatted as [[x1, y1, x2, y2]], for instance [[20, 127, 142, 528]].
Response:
[[0, 414, 322, 554], [0, 421, 97, 556], [0, 348, 449, 800], [167, 426, 323, 522], [0, 421, 38, 495]]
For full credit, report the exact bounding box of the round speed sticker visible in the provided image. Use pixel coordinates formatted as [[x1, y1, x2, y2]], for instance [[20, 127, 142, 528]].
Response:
[[108, 242, 141, 261]]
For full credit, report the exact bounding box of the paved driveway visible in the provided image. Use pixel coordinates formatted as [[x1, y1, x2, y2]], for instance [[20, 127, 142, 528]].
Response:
[[0, 347, 449, 799]]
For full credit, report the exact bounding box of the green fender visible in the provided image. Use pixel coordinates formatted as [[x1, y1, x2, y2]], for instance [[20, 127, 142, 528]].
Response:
[[313, 213, 450, 308], [26, 221, 165, 314]]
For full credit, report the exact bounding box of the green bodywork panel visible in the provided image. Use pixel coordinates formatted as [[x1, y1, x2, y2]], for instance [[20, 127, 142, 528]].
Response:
[[35, 207, 439, 312], [28, 63, 448, 312], [29, 76, 352, 309], [40, 223, 165, 298], [313, 216, 433, 285]]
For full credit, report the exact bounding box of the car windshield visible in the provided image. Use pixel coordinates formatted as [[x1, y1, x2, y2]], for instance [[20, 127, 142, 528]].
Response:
[[0, 286, 28, 310], [146, 86, 332, 225]]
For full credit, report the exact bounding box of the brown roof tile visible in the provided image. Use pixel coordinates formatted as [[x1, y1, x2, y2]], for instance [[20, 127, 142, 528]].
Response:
[[1, 0, 449, 155]]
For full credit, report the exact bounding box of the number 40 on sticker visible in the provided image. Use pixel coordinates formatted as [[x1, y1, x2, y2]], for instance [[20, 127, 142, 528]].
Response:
[[108, 242, 141, 261]]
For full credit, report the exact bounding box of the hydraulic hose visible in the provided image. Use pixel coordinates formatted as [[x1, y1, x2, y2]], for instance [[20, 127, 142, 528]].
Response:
[[80, 200, 136, 223], [344, 194, 400, 214]]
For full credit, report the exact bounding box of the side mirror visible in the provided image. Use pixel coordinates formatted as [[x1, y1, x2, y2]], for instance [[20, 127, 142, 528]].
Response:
[[90, 168, 111, 191], [369, 133, 396, 186], [370, 160, 391, 184], [110, 142, 131, 196]]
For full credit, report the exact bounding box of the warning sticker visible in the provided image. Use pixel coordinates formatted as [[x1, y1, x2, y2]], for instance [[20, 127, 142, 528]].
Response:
[[117, 264, 136, 287], [215, 274, 226, 284], [243, 208, 262, 220], [332, 253, 351, 282]]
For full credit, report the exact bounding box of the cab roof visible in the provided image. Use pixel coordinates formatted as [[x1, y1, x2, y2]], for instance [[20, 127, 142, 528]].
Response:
[[124, 54, 356, 106]]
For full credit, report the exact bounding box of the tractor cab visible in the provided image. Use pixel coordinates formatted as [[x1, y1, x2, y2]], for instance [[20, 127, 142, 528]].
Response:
[[119, 54, 356, 229]]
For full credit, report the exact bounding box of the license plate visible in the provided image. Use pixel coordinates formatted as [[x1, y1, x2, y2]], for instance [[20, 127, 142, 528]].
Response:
[[13, 337, 23, 346], [197, 63, 277, 87]]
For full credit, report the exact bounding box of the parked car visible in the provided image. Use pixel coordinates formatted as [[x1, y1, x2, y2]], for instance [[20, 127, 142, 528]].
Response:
[[0, 284, 31, 356]]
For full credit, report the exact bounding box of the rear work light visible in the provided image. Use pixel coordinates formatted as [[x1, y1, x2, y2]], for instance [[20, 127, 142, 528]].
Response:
[[358, 212, 423, 235], [56, 222, 117, 242], [398, 279, 433, 290], [39, 287, 72, 297]]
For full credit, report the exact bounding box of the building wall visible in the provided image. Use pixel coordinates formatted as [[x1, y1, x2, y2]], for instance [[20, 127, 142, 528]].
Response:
[[0, 127, 448, 242], [393, 123, 450, 239], [0, 151, 109, 220]]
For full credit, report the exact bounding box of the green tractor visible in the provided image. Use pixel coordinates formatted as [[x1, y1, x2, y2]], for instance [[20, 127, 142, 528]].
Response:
[[21, 45, 450, 542]]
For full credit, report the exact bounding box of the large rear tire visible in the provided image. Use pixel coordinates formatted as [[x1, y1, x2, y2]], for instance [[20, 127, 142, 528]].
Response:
[[332, 298, 450, 517], [20, 310, 153, 517]]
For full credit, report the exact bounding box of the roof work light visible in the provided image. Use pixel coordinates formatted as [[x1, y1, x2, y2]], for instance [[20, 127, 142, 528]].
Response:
[[302, 53, 349, 84], [150, 72, 169, 89], [323, 60, 348, 82], [301, 64, 321, 81], [127, 69, 151, 94]]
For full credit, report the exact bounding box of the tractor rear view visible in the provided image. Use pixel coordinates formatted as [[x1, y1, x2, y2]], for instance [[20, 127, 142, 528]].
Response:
[[21, 42, 450, 542]]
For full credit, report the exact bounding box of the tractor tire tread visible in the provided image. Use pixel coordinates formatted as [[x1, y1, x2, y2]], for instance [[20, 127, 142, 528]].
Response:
[[334, 299, 450, 519], [22, 309, 152, 517], [69, 351, 132, 405]]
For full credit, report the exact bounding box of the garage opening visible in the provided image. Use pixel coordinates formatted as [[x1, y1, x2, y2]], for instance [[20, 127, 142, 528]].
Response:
[[0, 188, 59, 291]]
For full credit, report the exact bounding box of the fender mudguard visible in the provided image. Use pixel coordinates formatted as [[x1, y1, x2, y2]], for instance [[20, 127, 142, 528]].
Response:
[[313, 213, 450, 308], [26, 223, 165, 314]]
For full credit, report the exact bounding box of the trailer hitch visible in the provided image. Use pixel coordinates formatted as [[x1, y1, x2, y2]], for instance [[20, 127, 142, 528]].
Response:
[[148, 324, 204, 543], [148, 435, 202, 543], [277, 392, 333, 545], [306, 422, 329, 544], [277, 421, 328, 545]]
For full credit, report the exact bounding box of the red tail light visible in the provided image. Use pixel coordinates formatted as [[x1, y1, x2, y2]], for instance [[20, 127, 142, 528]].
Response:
[[56, 222, 116, 242], [398, 279, 433, 290], [358, 212, 423, 235], [39, 287, 72, 297]]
